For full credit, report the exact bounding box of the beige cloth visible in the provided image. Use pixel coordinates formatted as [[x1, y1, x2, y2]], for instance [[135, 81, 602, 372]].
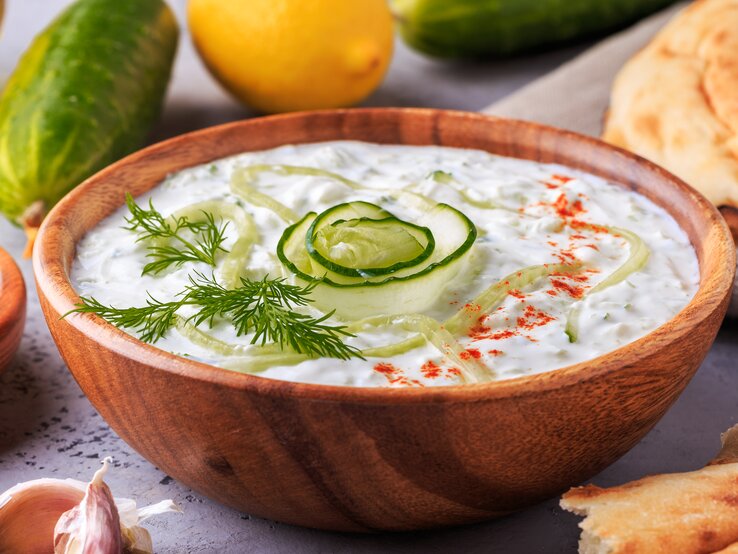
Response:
[[483, 4, 687, 134], [484, 2, 738, 317]]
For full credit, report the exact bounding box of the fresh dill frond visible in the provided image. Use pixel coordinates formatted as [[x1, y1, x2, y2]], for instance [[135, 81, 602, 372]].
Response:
[[68, 273, 364, 361], [184, 273, 361, 360], [67, 294, 184, 344], [124, 193, 229, 275]]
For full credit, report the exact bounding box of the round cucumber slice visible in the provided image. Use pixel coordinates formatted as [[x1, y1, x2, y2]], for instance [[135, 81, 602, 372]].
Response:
[[311, 218, 432, 274], [277, 201, 477, 319], [305, 201, 436, 278]]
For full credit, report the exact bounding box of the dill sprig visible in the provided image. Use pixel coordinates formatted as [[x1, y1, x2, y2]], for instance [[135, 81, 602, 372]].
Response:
[[184, 273, 361, 359], [124, 193, 229, 275], [70, 294, 185, 344], [68, 273, 364, 361]]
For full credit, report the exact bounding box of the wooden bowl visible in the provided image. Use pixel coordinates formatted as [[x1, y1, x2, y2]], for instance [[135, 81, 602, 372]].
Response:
[[33, 109, 735, 532], [0, 246, 25, 375]]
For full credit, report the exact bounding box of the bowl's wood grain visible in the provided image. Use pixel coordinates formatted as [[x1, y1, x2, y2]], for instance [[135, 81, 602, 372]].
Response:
[[0, 247, 25, 375], [33, 109, 735, 531], [719, 206, 738, 244]]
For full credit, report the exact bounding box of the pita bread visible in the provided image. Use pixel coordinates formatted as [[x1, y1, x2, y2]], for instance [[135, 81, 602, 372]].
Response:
[[561, 425, 738, 554], [603, 0, 738, 208]]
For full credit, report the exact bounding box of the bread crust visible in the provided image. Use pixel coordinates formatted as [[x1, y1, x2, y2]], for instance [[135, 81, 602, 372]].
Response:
[[603, 0, 738, 208], [562, 463, 738, 553], [561, 425, 738, 554]]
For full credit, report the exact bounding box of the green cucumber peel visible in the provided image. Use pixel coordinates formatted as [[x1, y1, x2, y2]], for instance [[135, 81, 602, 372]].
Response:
[[231, 168, 298, 224], [238, 164, 363, 189], [164, 200, 258, 289], [337, 313, 493, 383], [178, 313, 427, 375], [0, 0, 178, 232], [305, 201, 436, 278], [397, 314, 491, 383]]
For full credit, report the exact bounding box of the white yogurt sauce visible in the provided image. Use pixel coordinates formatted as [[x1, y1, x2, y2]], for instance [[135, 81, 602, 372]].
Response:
[[71, 141, 699, 387]]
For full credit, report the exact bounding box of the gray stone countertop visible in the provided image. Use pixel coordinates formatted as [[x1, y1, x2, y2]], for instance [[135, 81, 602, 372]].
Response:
[[1, 2, 736, 553]]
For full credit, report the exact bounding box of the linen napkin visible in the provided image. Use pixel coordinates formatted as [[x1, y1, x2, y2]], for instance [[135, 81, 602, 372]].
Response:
[[483, 2, 738, 316]]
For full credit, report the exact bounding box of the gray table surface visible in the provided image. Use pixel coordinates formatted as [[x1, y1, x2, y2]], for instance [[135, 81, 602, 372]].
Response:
[[1, 2, 736, 553]]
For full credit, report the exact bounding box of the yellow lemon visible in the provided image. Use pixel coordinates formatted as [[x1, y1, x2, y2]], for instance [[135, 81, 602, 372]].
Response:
[[188, 0, 394, 114]]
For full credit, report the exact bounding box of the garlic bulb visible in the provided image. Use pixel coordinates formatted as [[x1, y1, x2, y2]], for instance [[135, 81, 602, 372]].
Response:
[[0, 458, 180, 554], [0, 478, 85, 553]]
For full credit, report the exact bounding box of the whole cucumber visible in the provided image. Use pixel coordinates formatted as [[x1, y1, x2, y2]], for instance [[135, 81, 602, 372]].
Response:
[[0, 0, 178, 240], [392, 0, 676, 58]]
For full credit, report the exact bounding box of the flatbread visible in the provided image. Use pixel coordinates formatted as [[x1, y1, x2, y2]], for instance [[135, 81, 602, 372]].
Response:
[[561, 425, 738, 554], [603, 0, 738, 208]]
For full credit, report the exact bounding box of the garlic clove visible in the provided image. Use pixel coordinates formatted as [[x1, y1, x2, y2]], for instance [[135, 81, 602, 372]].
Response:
[[54, 458, 123, 553], [0, 479, 86, 553], [0, 458, 181, 554]]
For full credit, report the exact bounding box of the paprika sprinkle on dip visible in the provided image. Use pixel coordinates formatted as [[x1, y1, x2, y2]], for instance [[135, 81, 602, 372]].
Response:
[[374, 363, 423, 387], [420, 360, 442, 379], [552, 193, 585, 218], [459, 348, 482, 360], [549, 278, 586, 299]]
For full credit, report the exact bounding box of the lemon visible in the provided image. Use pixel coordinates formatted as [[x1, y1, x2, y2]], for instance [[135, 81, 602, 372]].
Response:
[[188, 0, 394, 114]]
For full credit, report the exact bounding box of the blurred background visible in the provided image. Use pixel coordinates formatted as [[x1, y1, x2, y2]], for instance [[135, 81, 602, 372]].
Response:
[[0, 0, 594, 140]]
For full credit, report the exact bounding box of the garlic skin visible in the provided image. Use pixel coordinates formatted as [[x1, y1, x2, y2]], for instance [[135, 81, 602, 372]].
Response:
[[0, 458, 181, 554], [117, 498, 181, 553], [0, 479, 86, 553], [54, 458, 124, 553]]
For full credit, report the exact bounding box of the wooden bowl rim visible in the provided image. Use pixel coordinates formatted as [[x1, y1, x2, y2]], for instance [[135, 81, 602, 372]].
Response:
[[33, 108, 735, 404], [0, 246, 26, 346]]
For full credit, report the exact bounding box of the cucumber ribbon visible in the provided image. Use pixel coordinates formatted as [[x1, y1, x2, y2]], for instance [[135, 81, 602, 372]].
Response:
[[166, 200, 258, 289], [564, 226, 650, 342]]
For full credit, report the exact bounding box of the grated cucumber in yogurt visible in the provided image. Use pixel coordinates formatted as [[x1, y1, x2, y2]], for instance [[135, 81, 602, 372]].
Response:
[[71, 141, 699, 387]]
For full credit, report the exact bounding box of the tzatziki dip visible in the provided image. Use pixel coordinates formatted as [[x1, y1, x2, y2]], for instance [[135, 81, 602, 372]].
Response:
[[71, 141, 699, 387]]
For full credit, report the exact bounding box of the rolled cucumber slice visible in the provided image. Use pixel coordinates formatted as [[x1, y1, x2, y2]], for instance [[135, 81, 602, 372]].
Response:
[[305, 201, 435, 278], [277, 201, 477, 319], [311, 218, 430, 273]]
